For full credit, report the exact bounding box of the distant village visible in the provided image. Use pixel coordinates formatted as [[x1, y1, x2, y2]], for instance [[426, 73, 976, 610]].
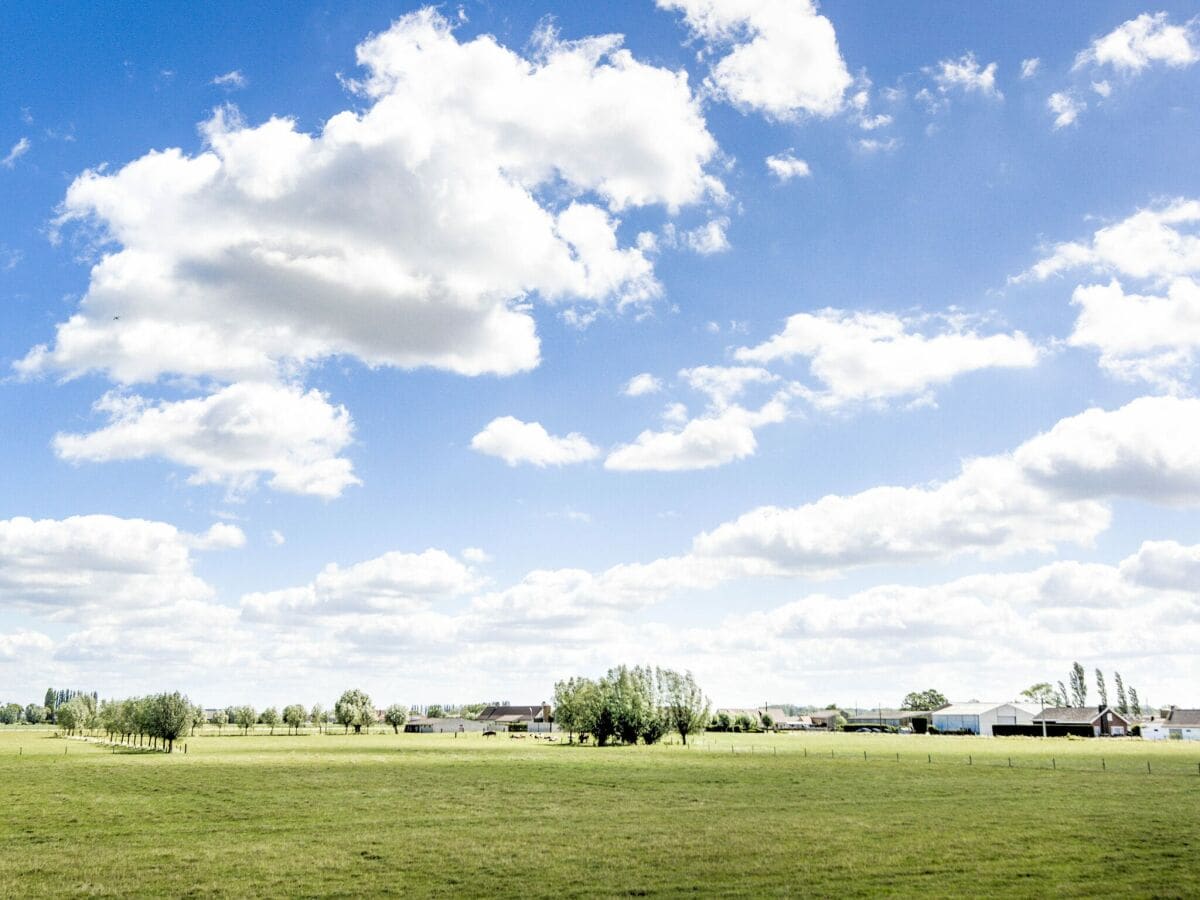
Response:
[[396, 700, 1200, 742]]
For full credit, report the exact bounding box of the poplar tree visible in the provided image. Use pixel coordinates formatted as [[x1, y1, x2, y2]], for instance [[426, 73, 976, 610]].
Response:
[[1114, 672, 1129, 715]]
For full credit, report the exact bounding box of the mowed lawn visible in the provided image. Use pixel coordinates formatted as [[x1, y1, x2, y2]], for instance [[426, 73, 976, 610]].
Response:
[[1, 729, 1198, 897]]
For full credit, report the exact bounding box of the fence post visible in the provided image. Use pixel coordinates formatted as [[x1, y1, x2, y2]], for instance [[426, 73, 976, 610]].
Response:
[[864, 750, 867, 761], [927, 754, 931, 764], [1147, 761, 1151, 775], [1008, 757, 1012, 768], [969, 755, 972, 766], [1052, 758, 1056, 770], [1102, 758, 1105, 771], [895, 752, 899, 763]]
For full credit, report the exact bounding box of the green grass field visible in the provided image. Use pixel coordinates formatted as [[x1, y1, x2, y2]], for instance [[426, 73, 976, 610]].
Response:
[[1, 728, 1198, 897]]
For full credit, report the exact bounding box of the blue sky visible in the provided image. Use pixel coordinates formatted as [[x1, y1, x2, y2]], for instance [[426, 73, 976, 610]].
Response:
[[2, 1, 1199, 709]]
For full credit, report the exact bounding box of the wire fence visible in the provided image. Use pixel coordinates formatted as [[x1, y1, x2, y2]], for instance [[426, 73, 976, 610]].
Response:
[[677, 736, 1200, 779]]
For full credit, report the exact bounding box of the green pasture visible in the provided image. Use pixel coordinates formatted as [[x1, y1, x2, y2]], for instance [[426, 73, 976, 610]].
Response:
[[1, 728, 1197, 897]]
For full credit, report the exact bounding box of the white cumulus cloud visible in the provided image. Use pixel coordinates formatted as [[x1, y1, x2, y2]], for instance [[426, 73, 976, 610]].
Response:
[[1074, 12, 1198, 72], [53, 382, 359, 499], [657, 0, 852, 120], [1047, 91, 1085, 128], [929, 52, 1002, 99], [623, 372, 664, 396], [471, 416, 600, 467], [19, 8, 719, 388], [735, 308, 1039, 409], [0, 515, 238, 617], [765, 152, 812, 181]]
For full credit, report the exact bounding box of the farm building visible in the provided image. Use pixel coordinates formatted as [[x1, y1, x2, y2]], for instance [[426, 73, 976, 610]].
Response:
[[1141, 708, 1200, 741], [807, 710, 844, 729], [1031, 706, 1130, 737], [477, 704, 554, 732], [844, 709, 933, 733], [931, 702, 1039, 736], [403, 716, 492, 734]]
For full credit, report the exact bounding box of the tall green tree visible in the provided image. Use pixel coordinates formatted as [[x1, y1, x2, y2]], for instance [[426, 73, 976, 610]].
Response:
[[1021, 683, 1055, 707], [310, 704, 326, 734], [335, 689, 376, 734], [0, 703, 21, 724], [553, 677, 596, 741], [1128, 687, 1141, 717], [1114, 672, 1129, 716], [1069, 662, 1088, 707], [152, 692, 192, 753], [190, 705, 206, 736], [211, 709, 228, 734], [260, 707, 280, 735], [384, 705, 407, 734], [235, 705, 257, 735], [44, 688, 56, 723], [283, 704, 306, 735], [24, 703, 46, 725], [901, 689, 948, 711], [659, 669, 709, 746], [1095, 669, 1108, 707]]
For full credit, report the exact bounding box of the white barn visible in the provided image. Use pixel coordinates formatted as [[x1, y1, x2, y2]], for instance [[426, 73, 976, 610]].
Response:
[[932, 702, 1039, 736]]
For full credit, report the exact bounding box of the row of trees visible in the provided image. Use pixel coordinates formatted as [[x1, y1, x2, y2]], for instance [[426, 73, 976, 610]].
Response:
[[553, 666, 709, 746], [204, 690, 409, 736], [1022, 663, 1145, 716], [0, 688, 99, 726]]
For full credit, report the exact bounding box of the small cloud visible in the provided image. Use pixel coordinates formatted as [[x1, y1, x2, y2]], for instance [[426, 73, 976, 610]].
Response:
[[929, 52, 1003, 100], [2, 137, 31, 168], [269, 529, 286, 546], [0, 245, 22, 272], [462, 546, 491, 563], [1091, 80, 1112, 97], [470, 416, 600, 467], [624, 373, 663, 397], [664, 218, 730, 255], [211, 70, 248, 90], [662, 402, 689, 425], [1047, 91, 1085, 128], [858, 137, 900, 153], [1020, 58, 1041, 79], [765, 152, 812, 182]]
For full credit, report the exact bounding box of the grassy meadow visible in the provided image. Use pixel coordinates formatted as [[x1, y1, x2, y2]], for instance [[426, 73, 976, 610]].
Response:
[[1, 727, 1198, 897]]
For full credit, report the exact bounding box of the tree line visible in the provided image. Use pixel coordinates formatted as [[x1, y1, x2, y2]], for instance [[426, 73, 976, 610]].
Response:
[[553, 666, 709, 746], [1022, 663, 1145, 716]]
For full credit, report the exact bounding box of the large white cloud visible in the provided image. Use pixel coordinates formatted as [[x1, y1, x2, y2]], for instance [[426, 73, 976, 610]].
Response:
[[693, 455, 1108, 573], [1015, 200, 1200, 388], [0, 515, 240, 618], [735, 308, 1039, 409], [1014, 396, 1200, 504], [20, 11, 720, 387], [1018, 199, 1200, 285], [1074, 12, 1198, 73], [657, 0, 851, 120], [471, 416, 600, 467], [54, 382, 359, 499], [694, 394, 1200, 574], [242, 549, 482, 622]]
